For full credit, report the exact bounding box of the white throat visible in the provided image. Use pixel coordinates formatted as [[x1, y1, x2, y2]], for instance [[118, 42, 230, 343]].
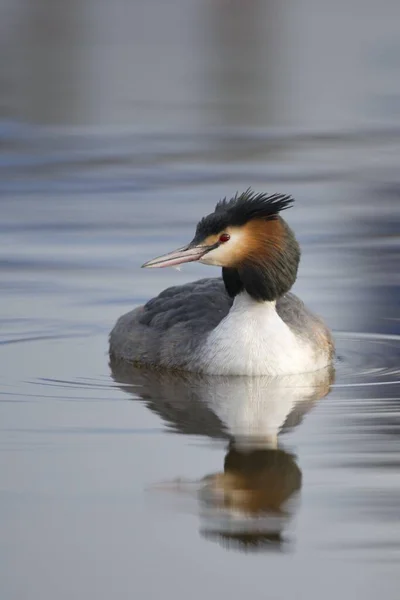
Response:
[[196, 292, 316, 376]]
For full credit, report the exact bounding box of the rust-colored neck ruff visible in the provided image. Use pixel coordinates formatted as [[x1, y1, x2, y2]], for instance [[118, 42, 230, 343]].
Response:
[[223, 217, 300, 302]]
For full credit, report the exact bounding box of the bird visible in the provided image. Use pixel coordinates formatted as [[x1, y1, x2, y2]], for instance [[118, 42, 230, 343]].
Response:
[[109, 189, 334, 376]]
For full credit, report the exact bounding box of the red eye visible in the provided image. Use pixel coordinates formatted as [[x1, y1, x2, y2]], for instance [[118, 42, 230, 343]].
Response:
[[219, 233, 230, 243]]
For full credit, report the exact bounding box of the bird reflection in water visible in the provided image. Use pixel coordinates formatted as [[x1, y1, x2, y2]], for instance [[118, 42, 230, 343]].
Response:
[[110, 359, 334, 552]]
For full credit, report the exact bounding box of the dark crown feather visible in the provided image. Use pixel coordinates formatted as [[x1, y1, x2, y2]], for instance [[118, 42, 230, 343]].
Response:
[[215, 188, 294, 224], [194, 188, 294, 239]]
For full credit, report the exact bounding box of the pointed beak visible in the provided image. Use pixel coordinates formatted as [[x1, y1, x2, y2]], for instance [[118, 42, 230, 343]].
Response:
[[142, 243, 214, 268]]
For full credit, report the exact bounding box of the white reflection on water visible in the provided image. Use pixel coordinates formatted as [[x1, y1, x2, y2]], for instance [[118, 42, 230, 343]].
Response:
[[111, 364, 334, 552]]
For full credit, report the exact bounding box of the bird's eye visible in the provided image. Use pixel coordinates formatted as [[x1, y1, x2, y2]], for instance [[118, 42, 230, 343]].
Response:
[[219, 233, 230, 243]]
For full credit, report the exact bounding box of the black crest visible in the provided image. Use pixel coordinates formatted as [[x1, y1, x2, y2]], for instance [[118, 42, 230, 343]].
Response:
[[194, 189, 294, 240]]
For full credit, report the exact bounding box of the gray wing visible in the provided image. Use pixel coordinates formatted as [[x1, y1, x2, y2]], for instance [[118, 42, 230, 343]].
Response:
[[277, 292, 335, 361], [109, 278, 233, 369]]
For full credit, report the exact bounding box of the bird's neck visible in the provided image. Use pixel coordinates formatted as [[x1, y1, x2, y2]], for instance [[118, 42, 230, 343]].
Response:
[[222, 267, 244, 298], [222, 266, 292, 302]]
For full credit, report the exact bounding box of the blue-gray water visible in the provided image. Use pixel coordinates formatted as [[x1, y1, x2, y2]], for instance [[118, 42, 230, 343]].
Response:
[[1, 136, 400, 599], [2, 0, 400, 596]]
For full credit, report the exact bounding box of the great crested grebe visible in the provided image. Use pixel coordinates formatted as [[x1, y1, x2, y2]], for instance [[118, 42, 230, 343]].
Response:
[[109, 189, 334, 375]]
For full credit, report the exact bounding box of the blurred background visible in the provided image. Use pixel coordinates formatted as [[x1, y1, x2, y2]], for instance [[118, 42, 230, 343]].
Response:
[[1, 1, 400, 599], [1, 0, 400, 331]]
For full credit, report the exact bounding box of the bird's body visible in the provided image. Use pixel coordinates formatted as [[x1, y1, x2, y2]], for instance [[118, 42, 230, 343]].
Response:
[[109, 190, 334, 375], [110, 279, 332, 376]]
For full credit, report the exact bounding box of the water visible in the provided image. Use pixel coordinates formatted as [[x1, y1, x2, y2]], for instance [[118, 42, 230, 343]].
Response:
[[2, 0, 400, 596], [1, 149, 400, 599]]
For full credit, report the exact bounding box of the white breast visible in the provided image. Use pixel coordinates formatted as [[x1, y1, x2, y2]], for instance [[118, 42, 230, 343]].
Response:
[[196, 292, 322, 376]]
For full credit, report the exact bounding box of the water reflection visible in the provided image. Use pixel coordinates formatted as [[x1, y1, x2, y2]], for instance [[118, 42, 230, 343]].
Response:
[[110, 360, 334, 551], [200, 444, 301, 551]]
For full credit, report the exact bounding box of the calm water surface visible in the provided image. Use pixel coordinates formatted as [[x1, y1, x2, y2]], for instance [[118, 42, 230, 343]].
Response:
[[1, 143, 400, 599]]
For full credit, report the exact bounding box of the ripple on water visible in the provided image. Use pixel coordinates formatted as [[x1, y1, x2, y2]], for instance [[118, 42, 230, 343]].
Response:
[[14, 330, 399, 396], [334, 332, 400, 387], [1, 326, 399, 399]]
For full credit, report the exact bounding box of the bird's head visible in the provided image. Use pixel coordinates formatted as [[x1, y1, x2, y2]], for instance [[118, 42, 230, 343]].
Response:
[[142, 189, 300, 301]]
